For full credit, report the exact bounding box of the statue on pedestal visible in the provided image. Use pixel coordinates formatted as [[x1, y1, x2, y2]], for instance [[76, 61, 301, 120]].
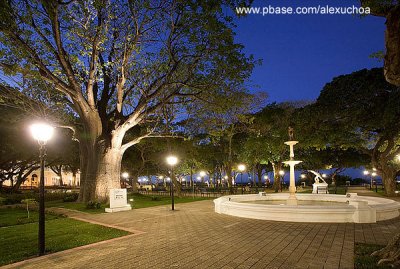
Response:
[[288, 126, 294, 141]]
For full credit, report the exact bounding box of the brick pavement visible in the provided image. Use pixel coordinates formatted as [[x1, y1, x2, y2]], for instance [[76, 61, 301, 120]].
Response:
[[2, 192, 400, 269]]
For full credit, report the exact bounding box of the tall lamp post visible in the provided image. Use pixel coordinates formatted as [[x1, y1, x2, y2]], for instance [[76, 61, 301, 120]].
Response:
[[166, 155, 178, 211], [372, 171, 377, 192], [238, 164, 246, 194], [122, 172, 129, 188], [30, 123, 54, 256], [279, 170, 285, 192], [199, 171, 206, 185], [363, 170, 370, 189]]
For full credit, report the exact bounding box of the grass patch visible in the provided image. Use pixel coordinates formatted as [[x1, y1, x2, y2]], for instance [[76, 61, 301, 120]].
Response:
[[46, 201, 106, 214], [128, 193, 212, 209], [0, 207, 59, 227], [46, 194, 212, 212], [0, 217, 129, 266], [354, 243, 391, 269]]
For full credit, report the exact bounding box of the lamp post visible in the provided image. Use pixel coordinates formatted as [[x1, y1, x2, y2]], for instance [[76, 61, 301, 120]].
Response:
[[363, 170, 370, 189], [199, 171, 206, 186], [166, 155, 178, 210], [372, 172, 377, 192], [122, 172, 129, 188], [238, 164, 246, 194], [279, 170, 285, 192], [30, 123, 54, 256], [263, 175, 269, 187]]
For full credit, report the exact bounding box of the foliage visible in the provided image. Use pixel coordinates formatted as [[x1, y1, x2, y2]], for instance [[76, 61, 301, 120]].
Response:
[[86, 201, 102, 209], [0, 0, 257, 201], [296, 68, 400, 195], [62, 193, 79, 202], [0, 192, 79, 205]]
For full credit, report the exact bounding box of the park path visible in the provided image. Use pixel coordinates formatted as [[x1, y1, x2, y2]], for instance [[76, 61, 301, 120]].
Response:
[[2, 190, 400, 269]]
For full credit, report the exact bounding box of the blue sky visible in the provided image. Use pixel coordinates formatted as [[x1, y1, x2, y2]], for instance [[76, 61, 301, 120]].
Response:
[[231, 0, 385, 102]]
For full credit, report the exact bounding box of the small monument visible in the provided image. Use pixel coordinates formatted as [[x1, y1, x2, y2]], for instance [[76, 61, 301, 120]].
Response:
[[105, 188, 132, 213], [309, 170, 329, 194], [283, 127, 302, 205]]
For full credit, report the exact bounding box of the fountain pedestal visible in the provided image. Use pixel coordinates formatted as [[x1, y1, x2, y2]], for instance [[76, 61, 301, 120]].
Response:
[[283, 141, 302, 205]]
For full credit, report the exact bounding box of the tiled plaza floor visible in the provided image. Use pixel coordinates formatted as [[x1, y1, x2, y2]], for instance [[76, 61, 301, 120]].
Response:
[[2, 191, 400, 269]]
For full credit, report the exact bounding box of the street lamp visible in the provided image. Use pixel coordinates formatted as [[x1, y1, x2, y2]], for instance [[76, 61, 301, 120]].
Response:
[[122, 172, 129, 179], [238, 164, 246, 193], [363, 170, 371, 189], [199, 171, 206, 184], [30, 122, 54, 256], [371, 172, 377, 191], [166, 155, 178, 210], [279, 170, 285, 192], [121, 172, 129, 188]]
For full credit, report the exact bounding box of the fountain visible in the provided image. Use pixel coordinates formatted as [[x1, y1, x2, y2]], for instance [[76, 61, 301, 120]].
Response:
[[282, 127, 301, 205], [214, 127, 400, 223]]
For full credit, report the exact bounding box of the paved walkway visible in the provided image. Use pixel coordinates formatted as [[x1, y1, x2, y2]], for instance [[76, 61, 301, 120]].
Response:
[[2, 191, 400, 269]]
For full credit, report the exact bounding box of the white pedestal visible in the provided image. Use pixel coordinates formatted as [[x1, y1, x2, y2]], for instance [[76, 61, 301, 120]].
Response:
[[312, 183, 329, 194], [105, 188, 132, 213]]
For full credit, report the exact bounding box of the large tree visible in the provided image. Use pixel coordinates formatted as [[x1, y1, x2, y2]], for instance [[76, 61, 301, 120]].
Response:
[[248, 102, 298, 192], [297, 68, 400, 195], [0, 0, 255, 202]]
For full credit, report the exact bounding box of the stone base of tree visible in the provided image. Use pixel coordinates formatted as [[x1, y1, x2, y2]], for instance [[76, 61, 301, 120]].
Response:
[[105, 205, 132, 213]]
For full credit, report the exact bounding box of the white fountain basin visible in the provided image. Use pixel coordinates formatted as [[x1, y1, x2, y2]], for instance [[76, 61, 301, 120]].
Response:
[[214, 193, 400, 223]]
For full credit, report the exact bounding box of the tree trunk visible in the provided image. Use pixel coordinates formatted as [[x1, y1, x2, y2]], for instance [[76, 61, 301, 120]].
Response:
[[132, 175, 139, 193], [384, 5, 400, 87], [272, 162, 282, 193], [190, 164, 193, 187], [78, 133, 127, 203], [226, 163, 233, 193], [256, 163, 263, 188], [379, 165, 397, 196], [371, 232, 400, 267], [94, 147, 123, 202], [72, 170, 77, 187]]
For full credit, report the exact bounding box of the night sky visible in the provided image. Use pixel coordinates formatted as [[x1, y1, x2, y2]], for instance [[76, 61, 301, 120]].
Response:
[[231, 0, 385, 102]]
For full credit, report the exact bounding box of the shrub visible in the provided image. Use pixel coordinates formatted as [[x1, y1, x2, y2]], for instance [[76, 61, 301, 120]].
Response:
[[0, 197, 6, 205], [151, 196, 161, 201], [63, 193, 79, 202], [86, 201, 101, 209]]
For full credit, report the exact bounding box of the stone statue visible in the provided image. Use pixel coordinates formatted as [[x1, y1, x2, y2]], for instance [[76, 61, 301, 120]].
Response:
[[288, 126, 294, 141], [309, 170, 327, 184]]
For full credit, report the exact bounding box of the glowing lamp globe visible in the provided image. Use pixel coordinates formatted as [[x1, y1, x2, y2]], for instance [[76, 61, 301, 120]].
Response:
[[199, 171, 206, 177], [279, 170, 285, 176], [238, 164, 246, 172], [166, 156, 178, 166], [30, 123, 54, 143], [122, 172, 129, 179]]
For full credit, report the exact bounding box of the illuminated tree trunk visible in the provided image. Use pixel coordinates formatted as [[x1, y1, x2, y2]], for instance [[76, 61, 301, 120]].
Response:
[[77, 112, 127, 203], [377, 162, 397, 196], [95, 148, 123, 202]]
